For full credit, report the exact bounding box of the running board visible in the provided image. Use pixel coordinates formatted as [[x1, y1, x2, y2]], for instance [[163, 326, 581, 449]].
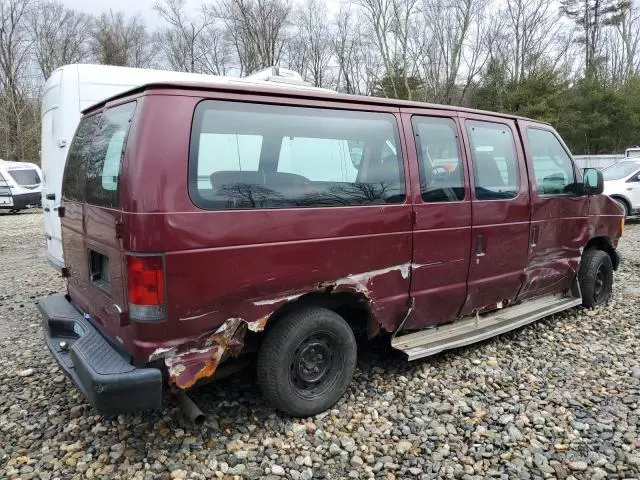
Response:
[[392, 294, 582, 361]]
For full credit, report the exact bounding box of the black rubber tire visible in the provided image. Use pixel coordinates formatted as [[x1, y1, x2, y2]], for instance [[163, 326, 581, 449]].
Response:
[[613, 197, 630, 218], [579, 249, 613, 308], [257, 306, 357, 417]]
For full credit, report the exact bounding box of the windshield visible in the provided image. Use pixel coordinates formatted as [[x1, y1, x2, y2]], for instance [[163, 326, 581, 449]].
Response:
[[8, 168, 40, 186], [602, 162, 640, 181]]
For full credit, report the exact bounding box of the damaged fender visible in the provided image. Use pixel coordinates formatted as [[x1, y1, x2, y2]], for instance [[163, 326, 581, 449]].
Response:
[[151, 262, 413, 389], [151, 316, 267, 389]]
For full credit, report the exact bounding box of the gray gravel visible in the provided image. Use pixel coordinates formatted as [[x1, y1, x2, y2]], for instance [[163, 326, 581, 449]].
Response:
[[2, 210, 640, 480]]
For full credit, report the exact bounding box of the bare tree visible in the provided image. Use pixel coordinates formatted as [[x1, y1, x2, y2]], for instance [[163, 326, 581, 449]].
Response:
[[29, 0, 90, 79], [608, 2, 640, 81], [561, 0, 632, 76], [89, 10, 155, 67], [413, 0, 492, 104], [357, 0, 419, 99], [333, 4, 380, 95], [0, 0, 35, 160], [286, 0, 333, 87], [154, 0, 229, 74], [504, 0, 556, 84], [213, 0, 291, 75]]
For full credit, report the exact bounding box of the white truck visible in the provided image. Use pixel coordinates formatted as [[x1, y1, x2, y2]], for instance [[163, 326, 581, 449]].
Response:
[[41, 64, 323, 270], [625, 147, 640, 159]]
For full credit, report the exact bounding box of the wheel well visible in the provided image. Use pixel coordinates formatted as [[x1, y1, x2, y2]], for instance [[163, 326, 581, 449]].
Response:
[[610, 195, 631, 213], [247, 291, 375, 349], [584, 236, 619, 270]]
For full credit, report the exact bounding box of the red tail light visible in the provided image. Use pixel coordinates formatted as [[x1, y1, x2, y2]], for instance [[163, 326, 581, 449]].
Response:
[[126, 255, 166, 322]]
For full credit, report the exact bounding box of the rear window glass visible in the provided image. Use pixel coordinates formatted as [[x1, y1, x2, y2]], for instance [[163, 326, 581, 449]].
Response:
[[8, 168, 40, 186], [62, 115, 100, 202], [189, 101, 404, 210], [86, 102, 136, 208]]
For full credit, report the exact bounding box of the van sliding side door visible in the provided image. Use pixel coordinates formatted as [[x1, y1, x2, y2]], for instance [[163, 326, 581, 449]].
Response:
[[458, 113, 531, 315], [401, 110, 472, 330]]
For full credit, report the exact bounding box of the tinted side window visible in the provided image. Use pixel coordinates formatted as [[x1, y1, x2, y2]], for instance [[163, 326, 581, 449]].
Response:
[[413, 116, 464, 202], [526, 128, 577, 195], [467, 121, 519, 200], [189, 101, 404, 210], [86, 102, 136, 208], [62, 115, 99, 202]]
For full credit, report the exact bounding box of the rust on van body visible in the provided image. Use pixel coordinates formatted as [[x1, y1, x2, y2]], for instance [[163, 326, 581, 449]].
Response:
[[153, 263, 412, 388]]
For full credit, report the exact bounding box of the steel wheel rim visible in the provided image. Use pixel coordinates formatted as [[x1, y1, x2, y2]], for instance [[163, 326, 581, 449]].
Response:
[[289, 332, 343, 399], [594, 263, 609, 304]]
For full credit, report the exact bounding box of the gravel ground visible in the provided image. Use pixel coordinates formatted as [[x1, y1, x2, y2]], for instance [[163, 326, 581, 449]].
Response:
[[2, 210, 640, 480]]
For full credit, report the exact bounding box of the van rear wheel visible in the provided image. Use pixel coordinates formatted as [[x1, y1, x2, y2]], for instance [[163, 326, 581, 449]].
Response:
[[257, 307, 357, 417], [579, 249, 613, 308]]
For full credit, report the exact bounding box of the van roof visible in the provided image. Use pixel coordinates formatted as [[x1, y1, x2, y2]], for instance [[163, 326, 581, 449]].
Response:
[[85, 80, 549, 125]]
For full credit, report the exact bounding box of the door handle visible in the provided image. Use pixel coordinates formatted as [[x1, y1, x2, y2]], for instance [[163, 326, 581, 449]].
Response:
[[475, 234, 485, 256], [45, 193, 55, 200]]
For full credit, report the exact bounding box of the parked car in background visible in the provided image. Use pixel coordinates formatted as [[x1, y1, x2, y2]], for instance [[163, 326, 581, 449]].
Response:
[[602, 160, 640, 217], [38, 81, 623, 418], [40, 64, 321, 270], [625, 147, 640, 159], [0, 160, 42, 213]]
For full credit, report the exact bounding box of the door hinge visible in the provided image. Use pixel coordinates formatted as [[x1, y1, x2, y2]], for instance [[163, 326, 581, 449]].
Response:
[[115, 221, 124, 239], [57, 206, 65, 218]]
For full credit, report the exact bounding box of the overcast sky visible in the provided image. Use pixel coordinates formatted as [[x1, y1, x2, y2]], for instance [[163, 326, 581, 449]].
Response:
[[60, 0, 343, 26], [59, 0, 201, 26]]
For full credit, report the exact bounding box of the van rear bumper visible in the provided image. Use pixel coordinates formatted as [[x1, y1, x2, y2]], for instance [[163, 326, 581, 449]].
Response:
[[38, 294, 162, 415]]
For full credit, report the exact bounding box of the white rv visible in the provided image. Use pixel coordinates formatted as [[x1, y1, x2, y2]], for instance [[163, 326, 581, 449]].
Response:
[[41, 64, 323, 270], [0, 160, 42, 212]]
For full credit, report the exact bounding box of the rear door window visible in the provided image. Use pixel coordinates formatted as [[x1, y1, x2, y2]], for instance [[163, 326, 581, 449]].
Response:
[[62, 115, 100, 202], [413, 116, 465, 202], [189, 101, 404, 209], [466, 121, 519, 200], [86, 102, 136, 208]]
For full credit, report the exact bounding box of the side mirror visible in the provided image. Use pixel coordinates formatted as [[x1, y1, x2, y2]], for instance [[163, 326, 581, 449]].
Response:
[[583, 168, 604, 195]]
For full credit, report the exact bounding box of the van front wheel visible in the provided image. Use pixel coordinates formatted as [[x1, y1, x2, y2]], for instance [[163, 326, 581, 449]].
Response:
[[257, 307, 357, 416], [579, 249, 613, 308]]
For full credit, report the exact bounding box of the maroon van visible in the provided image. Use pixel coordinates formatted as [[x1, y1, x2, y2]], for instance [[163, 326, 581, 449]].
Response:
[[38, 81, 623, 417]]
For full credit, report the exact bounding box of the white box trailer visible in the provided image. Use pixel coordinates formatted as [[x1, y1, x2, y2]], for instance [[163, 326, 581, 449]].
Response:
[[41, 64, 325, 270]]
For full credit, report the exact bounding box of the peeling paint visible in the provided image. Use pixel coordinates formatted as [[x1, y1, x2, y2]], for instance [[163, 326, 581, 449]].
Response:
[[253, 294, 303, 306], [159, 317, 247, 389], [335, 263, 412, 285], [179, 311, 215, 322], [149, 347, 173, 361], [248, 314, 270, 332]]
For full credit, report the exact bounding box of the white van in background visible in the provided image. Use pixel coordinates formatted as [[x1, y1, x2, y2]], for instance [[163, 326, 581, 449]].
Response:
[[0, 160, 42, 212], [41, 64, 323, 270]]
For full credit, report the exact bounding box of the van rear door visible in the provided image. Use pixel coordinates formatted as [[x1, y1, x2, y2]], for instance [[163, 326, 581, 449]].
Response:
[[41, 68, 66, 269], [62, 102, 137, 342]]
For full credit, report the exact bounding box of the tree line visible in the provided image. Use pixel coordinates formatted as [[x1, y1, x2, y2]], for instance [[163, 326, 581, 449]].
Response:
[[1, 0, 639, 163]]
